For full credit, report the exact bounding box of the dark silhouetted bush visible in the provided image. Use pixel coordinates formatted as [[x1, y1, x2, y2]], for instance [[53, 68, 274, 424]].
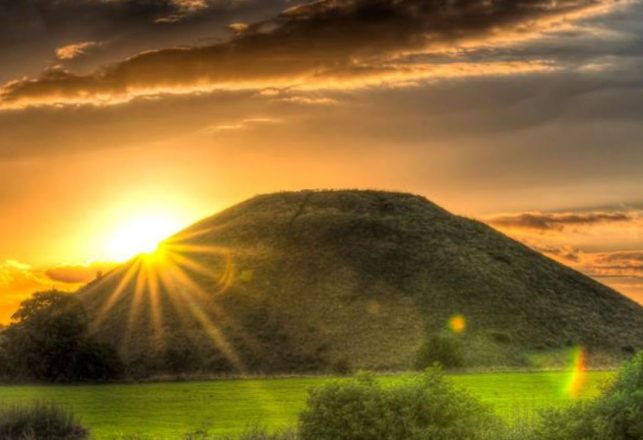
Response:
[[0, 401, 87, 439], [415, 333, 465, 369], [329, 357, 352, 375], [299, 369, 499, 440]]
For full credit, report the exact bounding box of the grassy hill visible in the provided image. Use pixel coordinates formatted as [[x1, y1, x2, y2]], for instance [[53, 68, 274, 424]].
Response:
[[78, 190, 643, 375]]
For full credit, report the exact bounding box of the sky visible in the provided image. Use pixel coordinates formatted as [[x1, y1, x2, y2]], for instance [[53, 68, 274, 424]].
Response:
[[0, 0, 642, 321]]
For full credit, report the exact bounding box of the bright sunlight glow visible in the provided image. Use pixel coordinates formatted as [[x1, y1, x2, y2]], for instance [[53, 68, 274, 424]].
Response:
[[102, 213, 184, 262]]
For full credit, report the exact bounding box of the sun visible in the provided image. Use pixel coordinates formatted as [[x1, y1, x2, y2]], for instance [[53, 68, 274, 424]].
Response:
[[102, 213, 184, 262]]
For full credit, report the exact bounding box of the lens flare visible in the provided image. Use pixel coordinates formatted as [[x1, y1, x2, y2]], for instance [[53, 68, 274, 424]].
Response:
[[448, 314, 466, 334], [566, 346, 586, 398]]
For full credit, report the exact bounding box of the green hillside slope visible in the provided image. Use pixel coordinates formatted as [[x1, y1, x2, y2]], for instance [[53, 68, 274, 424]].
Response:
[[78, 190, 643, 375]]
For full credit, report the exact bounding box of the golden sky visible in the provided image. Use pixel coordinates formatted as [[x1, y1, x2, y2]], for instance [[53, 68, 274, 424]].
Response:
[[0, 0, 642, 321]]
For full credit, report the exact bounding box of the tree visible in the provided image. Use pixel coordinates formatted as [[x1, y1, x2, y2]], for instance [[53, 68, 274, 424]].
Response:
[[0, 290, 122, 381]]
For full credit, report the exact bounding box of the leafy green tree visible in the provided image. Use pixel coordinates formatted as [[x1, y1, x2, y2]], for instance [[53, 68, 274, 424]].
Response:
[[0, 290, 122, 381]]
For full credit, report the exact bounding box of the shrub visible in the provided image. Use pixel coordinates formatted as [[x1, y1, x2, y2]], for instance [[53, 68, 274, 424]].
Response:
[[181, 425, 297, 440], [235, 426, 297, 440], [0, 401, 87, 440], [489, 331, 512, 344], [589, 350, 643, 439], [299, 369, 499, 440], [478, 421, 537, 440], [534, 401, 602, 440], [329, 357, 352, 375], [415, 334, 465, 369], [535, 351, 643, 440]]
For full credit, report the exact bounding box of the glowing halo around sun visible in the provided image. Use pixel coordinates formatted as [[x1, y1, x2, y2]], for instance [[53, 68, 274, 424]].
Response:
[[101, 212, 185, 262]]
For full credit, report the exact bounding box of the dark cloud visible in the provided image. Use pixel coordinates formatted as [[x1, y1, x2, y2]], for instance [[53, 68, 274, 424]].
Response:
[[0, 0, 607, 107], [487, 210, 638, 231], [0, 0, 286, 84]]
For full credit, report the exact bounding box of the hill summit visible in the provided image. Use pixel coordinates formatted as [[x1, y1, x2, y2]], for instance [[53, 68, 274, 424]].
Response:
[[79, 190, 643, 375]]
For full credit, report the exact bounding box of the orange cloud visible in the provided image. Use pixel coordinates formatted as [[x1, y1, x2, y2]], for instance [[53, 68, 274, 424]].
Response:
[[0, 260, 118, 323], [0, 260, 57, 322], [55, 41, 100, 60], [45, 262, 118, 284], [203, 117, 282, 133], [549, 248, 643, 304]]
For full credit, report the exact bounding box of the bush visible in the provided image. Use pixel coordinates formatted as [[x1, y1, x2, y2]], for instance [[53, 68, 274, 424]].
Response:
[[179, 425, 297, 440], [329, 358, 352, 375], [299, 369, 499, 440], [535, 351, 643, 440], [598, 350, 643, 438], [0, 401, 87, 439], [234, 426, 297, 440], [415, 334, 465, 369], [489, 331, 512, 344]]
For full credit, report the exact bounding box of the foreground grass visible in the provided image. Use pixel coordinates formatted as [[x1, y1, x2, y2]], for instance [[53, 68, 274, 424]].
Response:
[[0, 371, 612, 440]]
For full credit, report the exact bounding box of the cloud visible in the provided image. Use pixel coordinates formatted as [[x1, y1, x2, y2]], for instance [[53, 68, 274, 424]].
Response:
[[0, 260, 57, 322], [203, 117, 282, 132], [485, 208, 643, 304], [228, 22, 250, 33], [584, 251, 643, 278], [56, 41, 100, 60], [0, 0, 613, 108], [527, 242, 582, 262], [279, 95, 339, 105], [543, 246, 643, 304], [156, 0, 210, 22], [486, 210, 639, 232], [0, 259, 119, 322], [593, 250, 643, 264], [45, 262, 118, 284], [0, 260, 50, 292], [0, 0, 288, 88], [543, 247, 643, 285]]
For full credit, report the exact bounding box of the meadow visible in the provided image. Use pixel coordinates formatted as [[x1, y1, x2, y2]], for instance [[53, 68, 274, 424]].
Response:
[[0, 371, 613, 439]]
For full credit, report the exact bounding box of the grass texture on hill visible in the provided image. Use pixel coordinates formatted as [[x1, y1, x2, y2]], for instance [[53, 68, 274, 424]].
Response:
[[0, 371, 613, 440], [78, 190, 643, 374]]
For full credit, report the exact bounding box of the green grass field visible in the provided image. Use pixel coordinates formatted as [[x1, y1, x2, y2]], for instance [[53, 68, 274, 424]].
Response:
[[0, 371, 613, 440]]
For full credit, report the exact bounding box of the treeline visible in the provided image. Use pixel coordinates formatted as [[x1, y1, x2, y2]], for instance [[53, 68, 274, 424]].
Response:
[[0, 290, 123, 382]]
